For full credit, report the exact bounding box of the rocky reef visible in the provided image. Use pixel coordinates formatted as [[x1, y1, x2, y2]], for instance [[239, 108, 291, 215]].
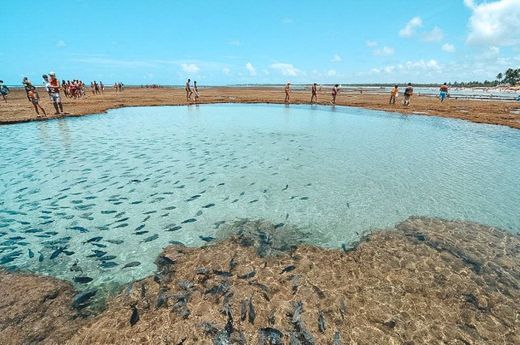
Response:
[[0, 217, 518, 344]]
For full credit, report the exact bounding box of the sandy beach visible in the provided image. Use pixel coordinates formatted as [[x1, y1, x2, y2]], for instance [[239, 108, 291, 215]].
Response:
[[1, 87, 519, 129], [0, 217, 518, 344]]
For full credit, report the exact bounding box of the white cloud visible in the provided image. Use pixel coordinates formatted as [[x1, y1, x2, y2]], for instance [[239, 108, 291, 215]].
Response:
[[245, 62, 256, 76], [442, 43, 456, 53], [56, 40, 67, 48], [466, 0, 520, 46], [366, 40, 378, 47], [228, 40, 241, 46], [374, 46, 395, 56], [369, 59, 441, 76], [399, 16, 423, 37], [181, 63, 200, 74], [331, 54, 342, 62], [423, 26, 444, 42], [222, 67, 230, 75], [327, 69, 337, 76], [270, 63, 300, 76]]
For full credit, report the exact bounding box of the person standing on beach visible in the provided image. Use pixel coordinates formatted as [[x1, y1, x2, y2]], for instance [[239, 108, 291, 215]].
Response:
[[0, 80, 9, 102], [311, 83, 318, 103], [439, 83, 448, 103], [193, 81, 200, 102], [22, 79, 46, 116], [99, 81, 104, 94], [389, 85, 398, 104], [43, 72, 64, 114], [285, 83, 291, 103], [403, 83, 413, 106], [331, 84, 339, 104], [185, 79, 192, 101]]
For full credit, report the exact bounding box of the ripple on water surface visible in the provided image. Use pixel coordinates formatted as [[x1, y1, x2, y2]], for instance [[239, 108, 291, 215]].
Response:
[[0, 104, 519, 289]]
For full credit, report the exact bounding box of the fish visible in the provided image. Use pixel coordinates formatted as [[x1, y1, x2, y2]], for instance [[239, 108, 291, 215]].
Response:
[[72, 289, 97, 309], [281, 265, 296, 274], [123, 261, 141, 269], [84, 236, 103, 244], [318, 311, 326, 333], [300, 197, 309, 201], [199, 235, 215, 242], [142, 234, 159, 243], [282, 184, 289, 191], [68, 226, 89, 233], [100, 255, 117, 261], [195, 210, 203, 217], [28, 248, 34, 258], [202, 203, 215, 208], [106, 239, 124, 245], [134, 231, 149, 235], [238, 270, 256, 279], [259, 328, 284, 345], [248, 297, 256, 324], [213, 270, 232, 277], [130, 305, 139, 326], [0, 250, 22, 264], [113, 223, 129, 229], [74, 276, 93, 284], [165, 225, 182, 232], [49, 247, 66, 260], [100, 261, 118, 268], [181, 218, 197, 224]]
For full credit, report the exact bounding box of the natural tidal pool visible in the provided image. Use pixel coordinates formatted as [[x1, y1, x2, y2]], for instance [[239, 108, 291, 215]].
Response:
[[0, 104, 519, 289]]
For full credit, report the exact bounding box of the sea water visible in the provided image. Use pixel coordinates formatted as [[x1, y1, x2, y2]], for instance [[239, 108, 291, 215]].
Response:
[[1, 104, 519, 288]]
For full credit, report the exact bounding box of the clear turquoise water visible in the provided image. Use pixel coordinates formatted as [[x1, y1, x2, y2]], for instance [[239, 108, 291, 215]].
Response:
[[1, 104, 519, 287]]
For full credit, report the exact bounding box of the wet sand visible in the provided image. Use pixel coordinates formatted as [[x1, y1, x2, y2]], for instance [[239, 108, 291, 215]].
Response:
[[1, 87, 519, 129], [1, 217, 518, 344]]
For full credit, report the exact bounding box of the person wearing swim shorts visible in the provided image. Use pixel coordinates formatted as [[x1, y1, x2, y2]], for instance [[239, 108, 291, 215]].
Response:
[[27, 88, 47, 117], [439, 83, 448, 102], [403, 83, 413, 106], [0, 80, 9, 102], [311, 83, 318, 103], [389, 85, 398, 104], [285, 82, 291, 103], [331, 84, 339, 104], [43, 72, 64, 114], [193, 81, 200, 102], [185, 79, 192, 101]]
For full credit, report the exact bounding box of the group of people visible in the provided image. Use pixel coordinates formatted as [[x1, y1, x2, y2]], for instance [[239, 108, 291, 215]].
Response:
[[284, 83, 341, 104], [0, 80, 9, 103], [62, 80, 87, 98], [185, 79, 200, 102], [22, 72, 65, 117], [90, 81, 105, 95], [284, 82, 451, 107], [114, 82, 125, 92]]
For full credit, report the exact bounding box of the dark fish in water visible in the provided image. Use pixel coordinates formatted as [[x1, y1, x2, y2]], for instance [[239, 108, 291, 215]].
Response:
[[181, 218, 197, 224], [115, 217, 129, 223], [91, 243, 107, 248], [74, 276, 93, 284], [28, 248, 34, 258], [38, 252, 44, 262], [135, 224, 145, 231], [123, 261, 141, 269], [274, 223, 284, 229], [165, 225, 182, 232], [163, 206, 176, 210], [282, 184, 289, 191], [238, 271, 256, 279], [0, 250, 22, 264], [229, 257, 237, 271], [240, 299, 247, 321], [195, 210, 203, 217], [130, 305, 139, 326], [318, 311, 326, 333], [213, 270, 232, 277], [259, 327, 284, 345], [300, 197, 309, 200], [281, 265, 296, 274], [142, 216, 151, 222], [101, 210, 117, 214], [100, 261, 118, 268], [72, 289, 97, 309], [333, 331, 341, 345], [106, 239, 124, 245], [91, 250, 106, 257], [142, 234, 159, 243], [63, 250, 75, 255], [113, 223, 129, 229], [70, 260, 83, 273], [68, 226, 89, 233], [169, 240, 185, 246], [50, 247, 66, 260], [100, 255, 117, 261], [249, 199, 259, 204], [134, 230, 149, 235], [199, 235, 215, 242], [248, 297, 256, 324], [203, 203, 215, 208], [84, 236, 103, 244]]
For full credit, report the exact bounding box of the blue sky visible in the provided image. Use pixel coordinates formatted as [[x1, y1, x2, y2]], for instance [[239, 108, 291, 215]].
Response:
[[1, 0, 519, 85]]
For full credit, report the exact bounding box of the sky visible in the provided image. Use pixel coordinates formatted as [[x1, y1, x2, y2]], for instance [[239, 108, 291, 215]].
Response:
[[1, 0, 519, 85]]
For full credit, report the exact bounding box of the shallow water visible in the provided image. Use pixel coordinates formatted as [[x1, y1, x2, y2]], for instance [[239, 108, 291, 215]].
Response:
[[0, 104, 519, 287]]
